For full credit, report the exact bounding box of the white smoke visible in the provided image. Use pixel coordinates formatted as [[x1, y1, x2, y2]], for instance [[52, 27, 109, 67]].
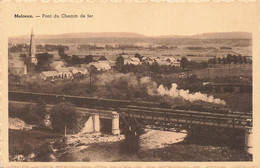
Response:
[[157, 83, 226, 105], [95, 71, 226, 105], [140, 76, 158, 95]]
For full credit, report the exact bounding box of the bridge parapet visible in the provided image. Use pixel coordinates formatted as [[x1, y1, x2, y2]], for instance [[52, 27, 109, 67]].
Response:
[[118, 105, 252, 130]]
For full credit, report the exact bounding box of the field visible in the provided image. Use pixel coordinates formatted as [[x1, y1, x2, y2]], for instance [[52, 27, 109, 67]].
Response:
[[9, 37, 252, 62], [164, 64, 252, 79]]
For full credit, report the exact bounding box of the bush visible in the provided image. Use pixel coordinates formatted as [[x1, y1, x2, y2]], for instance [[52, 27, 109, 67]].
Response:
[[214, 86, 221, 93], [50, 103, 77, 134], [201, 84, 213, 92], [240, 85, 252, 93], [223, 86, 234, 93], [9, 103, 43, 125], [9, 143, 34, 157], [34, 143, 54, 161]]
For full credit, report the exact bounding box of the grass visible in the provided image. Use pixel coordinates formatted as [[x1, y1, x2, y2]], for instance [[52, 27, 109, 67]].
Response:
[[9, 129, 62, 159], [134, 141, 252, 161], [165, 64, 252, 80], [215, 92, 252, 112]]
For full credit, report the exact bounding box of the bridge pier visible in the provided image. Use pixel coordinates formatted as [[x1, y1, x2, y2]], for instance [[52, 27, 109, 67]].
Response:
[[112, 112, 120, 135], [92, 113, 100, 133], [245, 126, 253, 155]]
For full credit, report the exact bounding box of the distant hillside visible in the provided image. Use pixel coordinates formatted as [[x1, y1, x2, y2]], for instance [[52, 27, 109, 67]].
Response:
[[190, 32, 251, 39], [9, 32, 252, 45], [156, 32, 252, 39], [10, 31, 251, 39], [10, 32, 147, 40]]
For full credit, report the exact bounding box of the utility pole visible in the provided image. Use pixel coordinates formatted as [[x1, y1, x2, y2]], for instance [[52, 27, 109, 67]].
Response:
[[208, 64, 210, 82]]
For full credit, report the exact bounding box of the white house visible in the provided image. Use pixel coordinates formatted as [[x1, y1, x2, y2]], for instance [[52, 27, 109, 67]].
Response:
[[75, 67, 88, 75], [40, 71, 59, 80], [56, 67, 72, 79], [124, 57, 141, 65], [51, 61, 64, 70], [156, 60, 171, 66], [90, 62, 111, 71], [9, 60, 27, 75]]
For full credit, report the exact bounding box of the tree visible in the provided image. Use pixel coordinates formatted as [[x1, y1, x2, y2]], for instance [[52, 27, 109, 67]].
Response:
[[151, 62, 160, 73], [116, 56, 124, 70], [99, 56, 107, 61], [72, 55, 80, 65], [36, 52, 53, 60], [19, 53, 27, 58], [58, 47, 65, 56], [85, 55, 93, 63], [134, 53, 142, 61], [50, 103, 77, 134], [180, 57, 189, 69], [35, 52, 54, 72]]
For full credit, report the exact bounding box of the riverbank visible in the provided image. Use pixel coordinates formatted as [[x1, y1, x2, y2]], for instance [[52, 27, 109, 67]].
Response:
[[57, 129, 251, 162], [9, 118, 252, 162]]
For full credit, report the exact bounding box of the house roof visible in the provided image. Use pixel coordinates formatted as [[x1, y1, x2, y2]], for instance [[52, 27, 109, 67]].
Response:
[[41, 71, 59, 77], [91, 62, 111, 70], [130, 57, 140, 62], [56, 67, 71, 73], [76, 67, 87, 72], [51, 61, 64, 68], [10, 60, 25, 68], [156, 60, 171, 66]]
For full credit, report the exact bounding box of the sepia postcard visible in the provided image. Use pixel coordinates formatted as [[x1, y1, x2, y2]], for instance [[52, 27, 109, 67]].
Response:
[[0, 0, 259, 167]]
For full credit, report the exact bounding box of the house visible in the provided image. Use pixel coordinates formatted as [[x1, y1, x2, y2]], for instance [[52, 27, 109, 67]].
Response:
[[9, 60, 27, 75], [56, 67, 72, 78], [166, 57, 177, 63], [124, 57, 141, 65], [156, 60, 171, 66], [142, 57, 155, 64], [40, 71, 59, 80], [67, 67, 88, 75], [172, 61, 181, 67], [51, 61, 64, 70], [90, 62, 111, 71], [75, 67, 88, 75], [98, 60, 116, 67], [67, 67, 80, 75]]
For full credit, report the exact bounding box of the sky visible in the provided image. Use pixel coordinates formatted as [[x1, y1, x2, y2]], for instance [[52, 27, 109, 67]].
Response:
[[2, 1, 258, 37]]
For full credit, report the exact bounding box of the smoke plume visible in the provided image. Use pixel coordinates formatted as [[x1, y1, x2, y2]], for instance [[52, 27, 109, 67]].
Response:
[[157, 83, 226, 105], [95, 71, 226, 105]]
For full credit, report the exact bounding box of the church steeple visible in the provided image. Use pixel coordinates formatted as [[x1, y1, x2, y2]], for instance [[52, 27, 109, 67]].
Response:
[[29, 27, 37, 65]]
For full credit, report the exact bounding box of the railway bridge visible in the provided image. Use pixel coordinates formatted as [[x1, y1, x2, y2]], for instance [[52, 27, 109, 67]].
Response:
[[8, 91, 253, 154]]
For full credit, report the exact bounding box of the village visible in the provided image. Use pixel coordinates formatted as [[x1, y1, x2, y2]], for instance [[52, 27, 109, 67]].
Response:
[[8, 30, 184, 81]]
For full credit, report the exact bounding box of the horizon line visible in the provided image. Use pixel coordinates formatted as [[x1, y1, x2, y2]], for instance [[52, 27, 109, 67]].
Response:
[[9, 31, 252, 39]]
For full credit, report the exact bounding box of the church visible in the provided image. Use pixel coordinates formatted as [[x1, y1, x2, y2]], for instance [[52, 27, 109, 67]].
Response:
[[9, 28, 38, 75], [24, 28, 38, 75]]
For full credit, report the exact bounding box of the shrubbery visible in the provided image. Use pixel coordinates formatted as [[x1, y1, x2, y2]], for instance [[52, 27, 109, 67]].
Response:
[[9, 103, 44, 125], [50, 103, 77, 134]]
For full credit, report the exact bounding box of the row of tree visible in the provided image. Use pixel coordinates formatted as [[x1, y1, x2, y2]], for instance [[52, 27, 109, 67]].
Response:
[[77, 44, 178, 51], [116, 58, 207, 75], [208, 54, 252, 65], [9, 43, 69, 53]]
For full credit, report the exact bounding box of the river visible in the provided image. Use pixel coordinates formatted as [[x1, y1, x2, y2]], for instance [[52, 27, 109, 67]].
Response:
[[59, 129, 187, 161]]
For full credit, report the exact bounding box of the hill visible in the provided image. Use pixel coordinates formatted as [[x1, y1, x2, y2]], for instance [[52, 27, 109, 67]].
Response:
[[10, 31, 251, 39], [156, 32, 251, 39]]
